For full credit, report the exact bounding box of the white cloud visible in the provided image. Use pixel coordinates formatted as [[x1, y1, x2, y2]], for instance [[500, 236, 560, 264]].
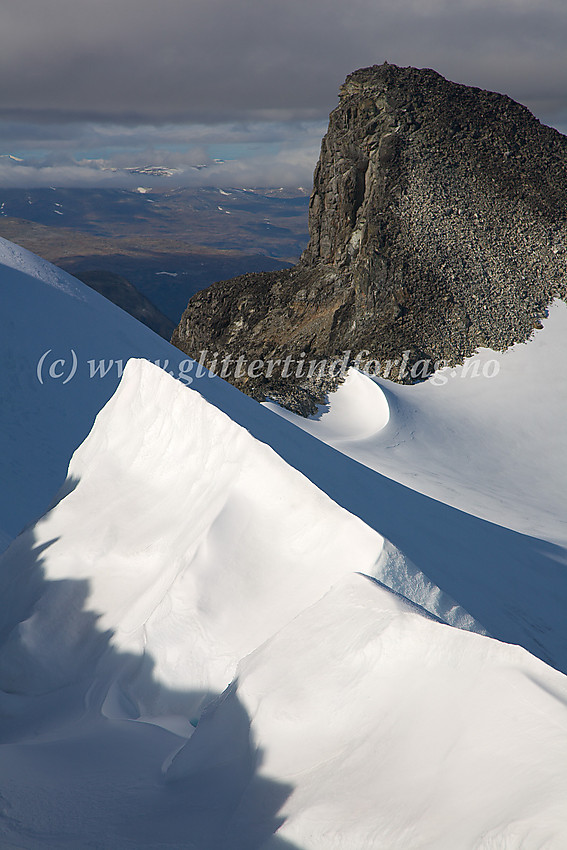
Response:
[[0, 120, 326, 188]]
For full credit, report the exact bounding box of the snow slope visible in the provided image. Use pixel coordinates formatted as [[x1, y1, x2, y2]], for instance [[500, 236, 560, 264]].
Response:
[[0, 236, 177, 541], [2, 237, 566, 671], [169, 574, 567, 850], [265, 300, 567, 546], [0, 357, 566, 849], [1, 239, 567, 847], [0, 359, 480, 730]]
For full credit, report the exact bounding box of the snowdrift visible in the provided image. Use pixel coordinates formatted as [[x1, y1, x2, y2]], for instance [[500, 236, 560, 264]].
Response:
[[1, 239, 567, 847], [267, 300, 567, 546], [169, 573, 567, 850], [0, 359, 478, 729]]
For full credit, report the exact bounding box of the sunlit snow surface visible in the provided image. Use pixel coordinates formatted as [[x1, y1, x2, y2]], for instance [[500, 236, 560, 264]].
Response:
[[1, 238, 567, 848], [265, 304, 567, 546]]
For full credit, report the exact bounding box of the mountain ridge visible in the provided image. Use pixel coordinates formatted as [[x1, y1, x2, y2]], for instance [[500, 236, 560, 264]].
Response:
[[172, 63, 567, 413]]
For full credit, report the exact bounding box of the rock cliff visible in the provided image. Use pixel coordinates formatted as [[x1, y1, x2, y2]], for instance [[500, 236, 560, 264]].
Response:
[[172, 63, 567, 413]]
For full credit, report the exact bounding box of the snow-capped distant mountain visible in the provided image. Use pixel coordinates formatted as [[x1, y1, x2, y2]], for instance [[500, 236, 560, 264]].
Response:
[[0, 186, 309, 323], [122, 165, 182, 177], [1, 238, 567, 848]]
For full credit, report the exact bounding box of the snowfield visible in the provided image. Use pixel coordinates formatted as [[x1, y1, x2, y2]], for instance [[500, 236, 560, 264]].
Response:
[[1, 237, 567, 848], [265, 300, 567, 547], [168, 574, 567, 850]]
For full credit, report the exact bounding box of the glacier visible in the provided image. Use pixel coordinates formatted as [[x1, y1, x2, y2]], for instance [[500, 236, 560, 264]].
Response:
[[0, 237, 566, 848]]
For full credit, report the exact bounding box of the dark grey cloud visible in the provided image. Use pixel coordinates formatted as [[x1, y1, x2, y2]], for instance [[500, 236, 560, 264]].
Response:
[[0, 0, 565, 188], [0, 0, 566, 124]]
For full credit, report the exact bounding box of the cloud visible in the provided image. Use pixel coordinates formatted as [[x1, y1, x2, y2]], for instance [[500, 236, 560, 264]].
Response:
[[0, 0, 565, 188], [0, 120, 326, 188], [0, 0, 566, 124]]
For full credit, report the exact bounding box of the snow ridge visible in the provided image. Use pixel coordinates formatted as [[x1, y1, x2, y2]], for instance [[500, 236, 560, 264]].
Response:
[[1, 241, 567, 848]]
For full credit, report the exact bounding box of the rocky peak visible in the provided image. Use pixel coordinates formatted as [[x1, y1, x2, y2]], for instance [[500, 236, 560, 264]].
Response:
[[172, 63, 567, 413]]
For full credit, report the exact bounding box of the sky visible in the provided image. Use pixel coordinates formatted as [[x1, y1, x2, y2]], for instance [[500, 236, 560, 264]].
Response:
[[0, 0, 566, 189]]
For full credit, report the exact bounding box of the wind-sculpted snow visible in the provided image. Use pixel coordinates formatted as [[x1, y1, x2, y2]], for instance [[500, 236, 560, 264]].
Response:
[[1, 239, 567, 847], [0, 359, 480, 727], [268, 300, 567, 547], [266, 367, 391, 444], [168, 574, 567, 849], [0, 236, 184, 541]]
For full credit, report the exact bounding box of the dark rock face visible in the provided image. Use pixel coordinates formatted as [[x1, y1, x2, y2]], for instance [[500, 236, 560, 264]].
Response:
[[75, 270, 175, 340], [172, 63, 567, 413]]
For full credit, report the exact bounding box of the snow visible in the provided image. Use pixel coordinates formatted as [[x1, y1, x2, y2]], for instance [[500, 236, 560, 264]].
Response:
[[0, 357, 482, 718], [268, 367, 390, 444], [0, 360, 382, 708], [169, 574, 567, 849], [265, 302, 567, 546], [0, 236, 183, 541], [1, 237, 567, 847], [0, 528, 11, 556]]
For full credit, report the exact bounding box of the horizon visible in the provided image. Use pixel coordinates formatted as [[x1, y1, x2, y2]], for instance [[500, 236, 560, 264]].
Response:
[[1, 0, 566, 189]]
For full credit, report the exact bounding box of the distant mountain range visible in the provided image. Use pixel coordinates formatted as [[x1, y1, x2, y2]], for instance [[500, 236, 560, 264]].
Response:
[[0, 186, 310, 329]]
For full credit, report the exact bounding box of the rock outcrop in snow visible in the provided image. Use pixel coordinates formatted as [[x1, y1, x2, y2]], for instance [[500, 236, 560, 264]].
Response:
[[172, 63, 567, 412]]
